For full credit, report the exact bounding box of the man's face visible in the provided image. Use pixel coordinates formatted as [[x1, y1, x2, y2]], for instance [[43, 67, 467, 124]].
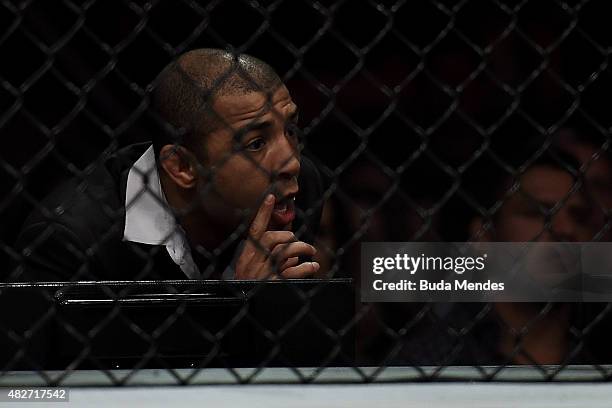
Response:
[[492, 166, 597, 295], [194, 85, 301, 233], [495, 166, 594, 242]]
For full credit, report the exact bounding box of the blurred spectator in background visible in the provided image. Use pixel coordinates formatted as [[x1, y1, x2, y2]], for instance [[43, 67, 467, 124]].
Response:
[[467, 150, 595, 364], [391, 147, 605, 366]]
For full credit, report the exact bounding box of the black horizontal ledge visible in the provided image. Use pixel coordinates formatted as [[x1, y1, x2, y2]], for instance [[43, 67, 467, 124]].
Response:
[[0, 278, 353, 289], [55, 292, 247, 307]]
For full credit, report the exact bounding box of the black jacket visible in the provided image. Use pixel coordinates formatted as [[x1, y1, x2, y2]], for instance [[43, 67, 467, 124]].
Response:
[[10, 143, 326, 282]]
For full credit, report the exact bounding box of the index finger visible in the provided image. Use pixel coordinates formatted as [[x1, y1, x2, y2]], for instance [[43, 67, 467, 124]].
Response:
[[248, 194, 275, 241]]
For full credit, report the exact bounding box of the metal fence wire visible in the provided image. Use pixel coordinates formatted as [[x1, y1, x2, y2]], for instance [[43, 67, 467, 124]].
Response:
[[2, 0, 612, 385]]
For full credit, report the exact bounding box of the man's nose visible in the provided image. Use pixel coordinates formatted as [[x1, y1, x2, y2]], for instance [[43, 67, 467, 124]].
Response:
[[550, 210, 579, 242], [273, 133, 300, 180]]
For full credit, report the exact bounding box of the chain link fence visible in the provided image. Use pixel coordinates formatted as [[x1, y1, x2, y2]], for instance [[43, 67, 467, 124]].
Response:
[[2, 0, 612, 385]]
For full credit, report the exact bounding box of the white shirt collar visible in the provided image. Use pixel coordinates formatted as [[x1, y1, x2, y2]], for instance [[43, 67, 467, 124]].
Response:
[[123, 146, 201, 279]]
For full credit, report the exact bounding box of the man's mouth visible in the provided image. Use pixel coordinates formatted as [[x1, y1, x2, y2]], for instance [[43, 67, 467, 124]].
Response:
[[271, 194, 296, 228]]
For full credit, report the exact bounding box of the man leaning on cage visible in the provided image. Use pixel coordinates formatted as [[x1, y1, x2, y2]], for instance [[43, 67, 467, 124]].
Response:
[[10, 49, 326, 282]]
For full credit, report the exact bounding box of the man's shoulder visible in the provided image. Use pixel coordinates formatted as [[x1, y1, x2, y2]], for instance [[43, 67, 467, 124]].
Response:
[[19, 143, 152, 243], [298, 155, 329, 202], [13, 143, 155, 281]]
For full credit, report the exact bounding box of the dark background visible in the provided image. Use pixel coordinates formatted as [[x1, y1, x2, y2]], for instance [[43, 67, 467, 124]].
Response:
[[4, 0, 612, 369], [2, 0, 612, 273]]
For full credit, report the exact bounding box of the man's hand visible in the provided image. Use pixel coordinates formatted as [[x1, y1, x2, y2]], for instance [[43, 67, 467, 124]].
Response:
[[234, 194, 319, 279]]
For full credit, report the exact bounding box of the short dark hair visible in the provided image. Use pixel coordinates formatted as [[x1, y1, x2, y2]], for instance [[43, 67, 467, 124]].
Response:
[[149, 48, 283, 161]]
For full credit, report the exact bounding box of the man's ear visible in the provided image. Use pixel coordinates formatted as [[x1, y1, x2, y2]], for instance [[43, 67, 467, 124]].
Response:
[[158, 144, 198, 189], [468, 216, 494, 242]]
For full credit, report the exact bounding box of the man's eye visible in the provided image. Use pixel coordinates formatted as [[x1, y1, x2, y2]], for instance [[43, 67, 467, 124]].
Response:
[[245, 137, 266, 151]]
